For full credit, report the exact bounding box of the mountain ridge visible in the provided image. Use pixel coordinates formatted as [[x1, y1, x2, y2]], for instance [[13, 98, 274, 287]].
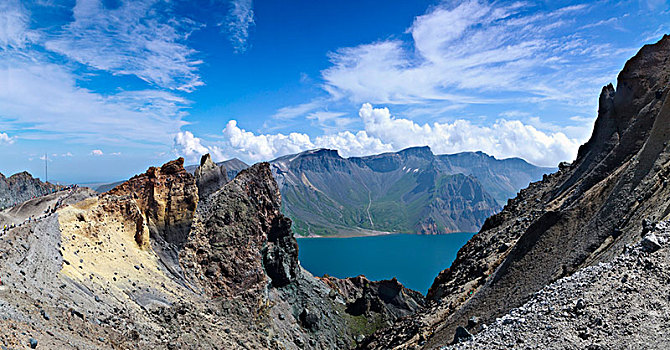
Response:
[[272, 146, 552, 236]]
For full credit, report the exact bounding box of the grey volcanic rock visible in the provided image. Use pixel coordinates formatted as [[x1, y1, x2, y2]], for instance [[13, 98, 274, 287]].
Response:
[[362, 35, 670, 350], [0, 171, 61, 208], [448, 222, 670, 350], [185, 157, 249, 181], [194, 153, 228, 199], [321, 275, 425, 319]]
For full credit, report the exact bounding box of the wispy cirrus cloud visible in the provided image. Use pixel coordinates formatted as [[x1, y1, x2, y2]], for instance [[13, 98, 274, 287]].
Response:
[[0, 0, 35, 49], [272, 100, 324, 120], [226, 0, 255, 53], [0, 0, 203, 152], [45, 0, 204, 92], [0, 59, 187, 146], [321, 1, 630, 108]]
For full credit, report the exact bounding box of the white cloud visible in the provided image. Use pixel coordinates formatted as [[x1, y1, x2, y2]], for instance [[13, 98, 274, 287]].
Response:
[[272, 100, 325, 120], [0, 132, 14, 144], [0, 60, 187, 146], [0, 0, 34, 49], [315, 130, 392, 156], [306, 111, 355, 132], [173, 131, 221, 162], [356, 103, 579, 167], [226, 0, 255, 53], [321, 1, 624, 107], [91, 149, 103, 156], [179, 103, 582, 167], [45, 0, 204, 91], [222, 120, 314, 161]]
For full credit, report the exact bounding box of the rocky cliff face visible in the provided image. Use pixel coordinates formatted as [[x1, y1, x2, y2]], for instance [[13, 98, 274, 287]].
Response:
[[362, 34, 670, 350], [193, 153, 228, 199], [106, 157, 198, 249], [0, 171, 61, 208]]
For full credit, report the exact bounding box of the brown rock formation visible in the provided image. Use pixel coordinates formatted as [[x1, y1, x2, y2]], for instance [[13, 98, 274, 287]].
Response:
[[107, 157, 198, 248], [181, 162, 298, 298]]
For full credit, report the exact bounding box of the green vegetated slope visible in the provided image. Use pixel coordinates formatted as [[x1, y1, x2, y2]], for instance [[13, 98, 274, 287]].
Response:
[[272, 146, 553, 236]]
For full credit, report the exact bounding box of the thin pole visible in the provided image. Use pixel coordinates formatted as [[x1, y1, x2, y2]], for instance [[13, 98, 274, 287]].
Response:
[[45, 153, 48, 184]]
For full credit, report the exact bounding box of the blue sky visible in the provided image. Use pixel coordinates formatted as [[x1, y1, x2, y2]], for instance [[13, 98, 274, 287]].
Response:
[[0, 0, 669, 183]]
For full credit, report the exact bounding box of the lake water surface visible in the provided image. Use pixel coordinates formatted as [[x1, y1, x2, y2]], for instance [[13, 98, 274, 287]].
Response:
[[297, 232, 475, 295]]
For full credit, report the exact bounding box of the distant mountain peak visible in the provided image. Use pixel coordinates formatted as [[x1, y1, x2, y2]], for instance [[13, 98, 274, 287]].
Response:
[[302, 148, 341, 158], [0, 170, 61, 207], [397, 146, 434, 158]]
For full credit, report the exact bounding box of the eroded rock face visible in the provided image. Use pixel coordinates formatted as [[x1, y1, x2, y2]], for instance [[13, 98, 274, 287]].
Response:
[[363, 34, 670, 350], [321, 275, 425, 319], [194, 154, 228, 200], [0, 171, 61, 208], [181, 162, 298, 298], [107, 157, 198, 248]]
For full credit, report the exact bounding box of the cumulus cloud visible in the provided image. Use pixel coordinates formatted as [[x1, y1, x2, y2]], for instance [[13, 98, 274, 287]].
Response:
[[315, 130, 393, 157], [174, 131, 217, 161], [91, 149, 103, 156], [0, 132, 14, 144], [177, 103, 581, 167], [45, 0, 204, 91], [222, 120, 314, 161], [226, 0, 255, 53], [356, 103, 580, 167]]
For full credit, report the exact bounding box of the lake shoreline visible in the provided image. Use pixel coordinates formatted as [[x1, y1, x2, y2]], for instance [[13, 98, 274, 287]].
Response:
[[295, 231, 476, 239], [297, 232, 476, 294]]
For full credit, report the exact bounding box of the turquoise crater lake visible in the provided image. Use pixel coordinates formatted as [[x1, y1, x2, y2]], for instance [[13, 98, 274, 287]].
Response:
[[297, 232, 476, 295]]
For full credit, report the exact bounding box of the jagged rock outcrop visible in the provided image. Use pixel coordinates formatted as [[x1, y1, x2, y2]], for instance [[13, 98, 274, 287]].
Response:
[[321, 275, 425, 319], [0, 171, 61, 208], [107, 157, 198, 248], [181, 162, 298, 298], [362, 34, 670, 349], [185, 157, 250, 181], [193, 154, 228, 199]]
